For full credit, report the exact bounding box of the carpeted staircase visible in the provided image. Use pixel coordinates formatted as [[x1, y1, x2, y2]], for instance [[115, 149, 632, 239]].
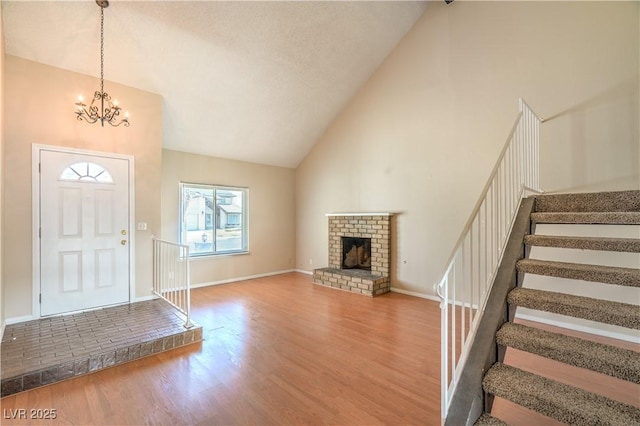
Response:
[[476, 190, 640, 425]]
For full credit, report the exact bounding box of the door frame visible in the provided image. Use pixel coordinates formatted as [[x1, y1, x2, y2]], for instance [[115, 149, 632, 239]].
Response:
[[32, 144, 136, 318]]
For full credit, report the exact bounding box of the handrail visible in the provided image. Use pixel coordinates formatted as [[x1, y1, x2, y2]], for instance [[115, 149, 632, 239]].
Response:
[[153, 238, 193, 329], [435, 98, 542, 424]]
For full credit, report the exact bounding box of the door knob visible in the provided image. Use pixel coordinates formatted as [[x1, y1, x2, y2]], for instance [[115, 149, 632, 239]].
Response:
[[121, 240, 127, 245]]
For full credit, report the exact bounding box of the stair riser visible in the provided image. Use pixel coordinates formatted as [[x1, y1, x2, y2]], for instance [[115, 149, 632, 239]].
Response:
[[510, 300, 639, 329], [517, 262, 640, 287], [508, 288, 640, 330], [528, 246, 640, 268], [533, 224, 640, 239], [515, 308, 640, 344], [526, 237, 640, 253], [521, 274, 640, 306]]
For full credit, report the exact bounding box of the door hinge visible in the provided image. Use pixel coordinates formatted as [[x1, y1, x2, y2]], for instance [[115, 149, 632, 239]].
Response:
[[39, 228, 41, 238], [39, 293, 42, 304], [38, 163, 41, 173]]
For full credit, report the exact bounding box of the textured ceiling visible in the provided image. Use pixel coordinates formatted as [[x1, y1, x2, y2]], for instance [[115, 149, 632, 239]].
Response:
[[2, 1, 428, 168]]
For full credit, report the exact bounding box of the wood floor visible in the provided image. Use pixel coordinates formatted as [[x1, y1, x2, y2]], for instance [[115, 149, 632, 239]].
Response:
[[1, 272, 637, 425], [0, 273, 442, 425]]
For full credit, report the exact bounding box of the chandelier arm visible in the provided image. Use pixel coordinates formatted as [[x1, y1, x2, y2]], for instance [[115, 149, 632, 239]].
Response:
[[109, 120, 130, 128], [76, 106, 99, 124]]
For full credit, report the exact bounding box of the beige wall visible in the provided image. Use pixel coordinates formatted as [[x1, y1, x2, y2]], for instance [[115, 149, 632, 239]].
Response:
[[3, 56, 162, 320], [161, 149, 295, 285], [295, 1, 639, 295], [0, 0, 6, 333]]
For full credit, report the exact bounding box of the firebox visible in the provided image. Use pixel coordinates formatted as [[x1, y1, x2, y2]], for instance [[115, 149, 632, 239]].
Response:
[[341, 237, 371, 270]]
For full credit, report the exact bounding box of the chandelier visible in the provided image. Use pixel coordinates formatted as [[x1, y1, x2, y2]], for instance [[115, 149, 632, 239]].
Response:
[[75, 0, 129, 127]]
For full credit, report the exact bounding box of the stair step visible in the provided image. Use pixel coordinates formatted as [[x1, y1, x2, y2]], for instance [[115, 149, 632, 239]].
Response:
[[516, 259, 640, 287], [496, 322, 640, 383], [483, 363, 640, 426], [508, 287, 639, 329], [524, 234, 640, 253], [531, 211, 640, 225], [534, 190, 640, 213], [474, 413, 508, 426], [531, 212, 640, 225]]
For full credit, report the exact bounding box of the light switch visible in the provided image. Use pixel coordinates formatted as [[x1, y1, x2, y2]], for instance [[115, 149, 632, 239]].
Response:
[[137, 222, 148, 231]]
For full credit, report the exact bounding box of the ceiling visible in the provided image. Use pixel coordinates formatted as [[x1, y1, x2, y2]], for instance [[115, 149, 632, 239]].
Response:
[[2, 1, 428, 168]]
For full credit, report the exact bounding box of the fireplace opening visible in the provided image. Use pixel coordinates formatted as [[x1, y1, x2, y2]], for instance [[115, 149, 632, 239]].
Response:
[[342, 237, 371, 270]]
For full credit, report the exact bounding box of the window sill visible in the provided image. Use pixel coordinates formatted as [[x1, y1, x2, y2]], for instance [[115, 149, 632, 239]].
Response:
[[188, 251, 250, 260]]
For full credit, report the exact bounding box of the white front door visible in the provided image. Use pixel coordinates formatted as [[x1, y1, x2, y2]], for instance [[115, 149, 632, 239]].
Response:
[[39, 149, 131, 316]]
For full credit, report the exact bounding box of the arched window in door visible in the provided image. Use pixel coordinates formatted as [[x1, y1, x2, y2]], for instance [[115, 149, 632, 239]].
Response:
[[60, 162, 114, 183]]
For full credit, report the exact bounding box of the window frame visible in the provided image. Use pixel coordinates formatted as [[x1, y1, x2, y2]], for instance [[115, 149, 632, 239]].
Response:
[[179, 182, 249, 257]]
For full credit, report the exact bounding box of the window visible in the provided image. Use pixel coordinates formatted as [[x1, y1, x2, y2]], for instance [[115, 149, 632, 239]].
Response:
[[60, 162, 113, 183], [179, 183, 248, 256]]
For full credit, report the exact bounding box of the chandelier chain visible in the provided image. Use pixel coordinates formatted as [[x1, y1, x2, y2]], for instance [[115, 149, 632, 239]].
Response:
[[100, 5, 104, 94]]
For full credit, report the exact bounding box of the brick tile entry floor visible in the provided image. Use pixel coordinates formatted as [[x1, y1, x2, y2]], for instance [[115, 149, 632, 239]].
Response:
[[1, 300, 203, 397]]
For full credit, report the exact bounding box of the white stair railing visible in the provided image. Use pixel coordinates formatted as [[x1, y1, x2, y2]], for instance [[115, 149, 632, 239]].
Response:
[[153, 238, 193, 329], [435, 99, 542, 423]]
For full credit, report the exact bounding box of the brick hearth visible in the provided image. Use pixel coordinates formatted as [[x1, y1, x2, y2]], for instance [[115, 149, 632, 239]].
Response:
[[313, 213, 392, 297]]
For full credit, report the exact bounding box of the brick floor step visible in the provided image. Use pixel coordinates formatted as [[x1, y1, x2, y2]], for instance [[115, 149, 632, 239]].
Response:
[[516, 259, 640, 287], [496, 322, 640, 383], [507, 287, 639, 329], [524, 235, 640, 253], [0, 300, 203, 397], [483, 363, 640, 426]]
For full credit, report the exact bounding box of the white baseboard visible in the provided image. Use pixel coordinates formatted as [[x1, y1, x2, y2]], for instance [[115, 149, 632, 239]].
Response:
[[516, 313, 640, 344], [0, 320, 5, 342], [295, 269, 313, 275], [191, 269, 297, 289], [5, 314, 36, 325], [390, 287, 440, 303]]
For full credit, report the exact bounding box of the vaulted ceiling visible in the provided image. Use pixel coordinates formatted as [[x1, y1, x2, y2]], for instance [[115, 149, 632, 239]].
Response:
[[2, 1, 428, 167]]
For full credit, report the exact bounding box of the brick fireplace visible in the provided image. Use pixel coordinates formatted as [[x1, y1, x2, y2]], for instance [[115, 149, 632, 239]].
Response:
[[313, 213, 392, 297]]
